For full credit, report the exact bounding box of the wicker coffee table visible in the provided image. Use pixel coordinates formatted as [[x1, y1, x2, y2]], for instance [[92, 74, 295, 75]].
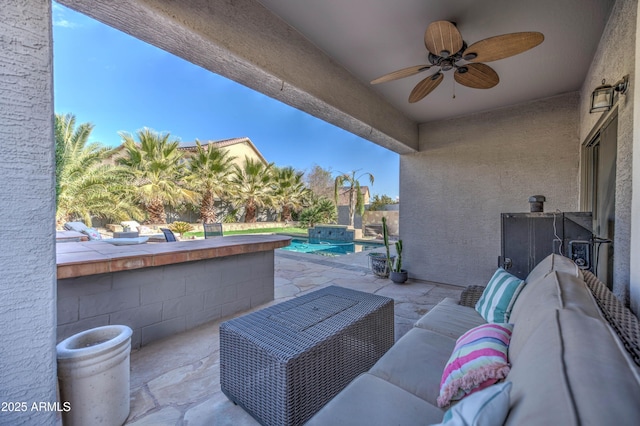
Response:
[[220, 285, 394, 426]]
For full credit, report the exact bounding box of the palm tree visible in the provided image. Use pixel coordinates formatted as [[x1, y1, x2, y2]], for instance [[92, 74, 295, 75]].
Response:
[[299, 197, 337, 228], [272, 166, 309, 222], [229, 157, 275, 223], [117, 128, 194, 224], [334, 170, 374, 228], [55, 113, 142, 226], [186, 140, 236, 223]]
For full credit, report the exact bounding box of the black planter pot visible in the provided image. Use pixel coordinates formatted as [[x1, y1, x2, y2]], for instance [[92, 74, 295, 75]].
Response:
[[389, 270, 408, 284]]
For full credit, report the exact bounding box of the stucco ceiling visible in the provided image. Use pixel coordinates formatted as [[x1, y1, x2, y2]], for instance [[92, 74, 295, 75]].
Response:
[[257, 0, 615, 123]]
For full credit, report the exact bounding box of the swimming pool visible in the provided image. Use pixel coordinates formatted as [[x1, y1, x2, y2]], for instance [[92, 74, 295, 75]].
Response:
[[280, 238, 383, 257]]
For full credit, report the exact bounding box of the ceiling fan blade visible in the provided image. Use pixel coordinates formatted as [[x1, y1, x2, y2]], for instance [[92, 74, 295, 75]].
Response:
[[409, 72, 444, 103], [463, 32, 544, 62], [424, 21, 463, 58], [370, 64, 433, 84], [454, 63, 499, 89]]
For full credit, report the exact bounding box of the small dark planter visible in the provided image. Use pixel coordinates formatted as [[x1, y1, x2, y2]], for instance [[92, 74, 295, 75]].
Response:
[[389, 270, 408, 284]]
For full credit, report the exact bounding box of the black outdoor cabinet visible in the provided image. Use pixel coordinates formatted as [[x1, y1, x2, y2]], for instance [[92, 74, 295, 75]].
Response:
[[499, 212, 593, 280]]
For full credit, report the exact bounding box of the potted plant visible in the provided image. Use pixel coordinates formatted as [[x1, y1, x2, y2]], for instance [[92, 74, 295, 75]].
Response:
[[389, 239, 408, 284], [381, 217, 408, 284], [368, 216, 395, 278]]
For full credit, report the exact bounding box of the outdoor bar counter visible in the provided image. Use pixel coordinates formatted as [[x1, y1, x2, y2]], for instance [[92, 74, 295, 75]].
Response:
[[56, 235, 291, 348]]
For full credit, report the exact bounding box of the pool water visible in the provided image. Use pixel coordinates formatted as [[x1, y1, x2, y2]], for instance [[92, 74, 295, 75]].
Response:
[[280, 238, 383, 257]]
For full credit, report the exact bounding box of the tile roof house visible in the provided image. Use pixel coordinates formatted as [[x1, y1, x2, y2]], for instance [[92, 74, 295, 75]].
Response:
[[336, 186, 370, 207], [178, 137, 269, 167]]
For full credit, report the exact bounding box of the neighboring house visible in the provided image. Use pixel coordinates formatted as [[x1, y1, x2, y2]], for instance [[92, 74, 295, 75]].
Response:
[[178, 137, 268, 167], [172, 137, 272, 223], [336, 186, 370, 207], [106, 136, 268, 168]]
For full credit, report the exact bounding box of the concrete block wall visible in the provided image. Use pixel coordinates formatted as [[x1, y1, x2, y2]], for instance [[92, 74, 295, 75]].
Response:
[[363, 211, 399, 237], [57, 251, 274, 348], [337, 206, 363, 229]]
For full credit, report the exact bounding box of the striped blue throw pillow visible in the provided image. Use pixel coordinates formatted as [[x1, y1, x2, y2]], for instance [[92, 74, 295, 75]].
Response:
[[475, 268, 525, 323]]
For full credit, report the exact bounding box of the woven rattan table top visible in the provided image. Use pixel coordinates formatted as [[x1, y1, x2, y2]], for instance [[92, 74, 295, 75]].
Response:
[[221, 286, 393, 360]]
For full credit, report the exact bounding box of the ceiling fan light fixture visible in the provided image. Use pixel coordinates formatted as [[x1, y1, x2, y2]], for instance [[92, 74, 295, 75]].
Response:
[[440, 50, 450, 58]]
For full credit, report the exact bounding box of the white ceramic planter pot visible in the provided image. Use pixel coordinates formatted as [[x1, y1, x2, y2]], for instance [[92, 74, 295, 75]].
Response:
[[368, 253, 396, 278], [56, 325, 133, 426]]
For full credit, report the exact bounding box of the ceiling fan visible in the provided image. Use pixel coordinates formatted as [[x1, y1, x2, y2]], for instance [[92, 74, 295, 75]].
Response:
[[371, 21, 544, 103]]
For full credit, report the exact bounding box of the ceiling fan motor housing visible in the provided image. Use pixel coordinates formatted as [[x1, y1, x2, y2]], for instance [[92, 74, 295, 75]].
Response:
[[428, 42, 468, 67]]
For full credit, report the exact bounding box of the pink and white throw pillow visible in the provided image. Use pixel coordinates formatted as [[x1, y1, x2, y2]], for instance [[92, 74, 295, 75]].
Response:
[[437, 323, 513, 408]]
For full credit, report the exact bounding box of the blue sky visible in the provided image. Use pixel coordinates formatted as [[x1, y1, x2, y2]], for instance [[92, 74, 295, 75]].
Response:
[[52, 3, 399, 199]]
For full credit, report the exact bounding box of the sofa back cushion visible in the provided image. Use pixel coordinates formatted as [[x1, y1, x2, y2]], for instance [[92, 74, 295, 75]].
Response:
[[524, 253, 582, 285], [505, 309, 640, 425], [508, 271, 601, 363]]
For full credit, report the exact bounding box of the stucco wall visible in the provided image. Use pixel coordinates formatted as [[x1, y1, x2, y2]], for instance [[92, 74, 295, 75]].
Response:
[[633, 2, 640, 315], [402, 93, 580, 286], [0, 1, 58, 424], [225, 142, 266, 167], [579, 0, 637, 305]]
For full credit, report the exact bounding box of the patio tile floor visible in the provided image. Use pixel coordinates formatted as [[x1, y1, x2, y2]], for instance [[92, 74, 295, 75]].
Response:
[[123, 249, 464, 425]]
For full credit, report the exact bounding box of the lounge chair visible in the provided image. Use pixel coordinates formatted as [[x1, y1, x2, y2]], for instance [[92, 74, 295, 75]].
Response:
[[160, 228, 177, 242], [63, 221, 102, 240], [204, 223, 223, 238]]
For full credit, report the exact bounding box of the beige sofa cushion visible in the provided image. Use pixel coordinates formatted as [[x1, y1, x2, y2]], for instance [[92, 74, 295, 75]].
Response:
[[506, 309, 640, 425], [305, 373, 445, 426], [524, 253, 582, 284], [414, 297, 486, 339], [508, 271, 602, 363], [369, 327, 456, 406], [506, 310, 578, 425]]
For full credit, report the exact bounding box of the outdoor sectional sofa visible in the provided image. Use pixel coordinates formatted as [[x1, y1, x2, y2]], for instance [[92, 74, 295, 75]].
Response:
[[307, 254, 640, 425]]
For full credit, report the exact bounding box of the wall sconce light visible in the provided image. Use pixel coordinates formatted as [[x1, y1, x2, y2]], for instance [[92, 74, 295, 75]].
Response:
[[590, 75, 629, 113]]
